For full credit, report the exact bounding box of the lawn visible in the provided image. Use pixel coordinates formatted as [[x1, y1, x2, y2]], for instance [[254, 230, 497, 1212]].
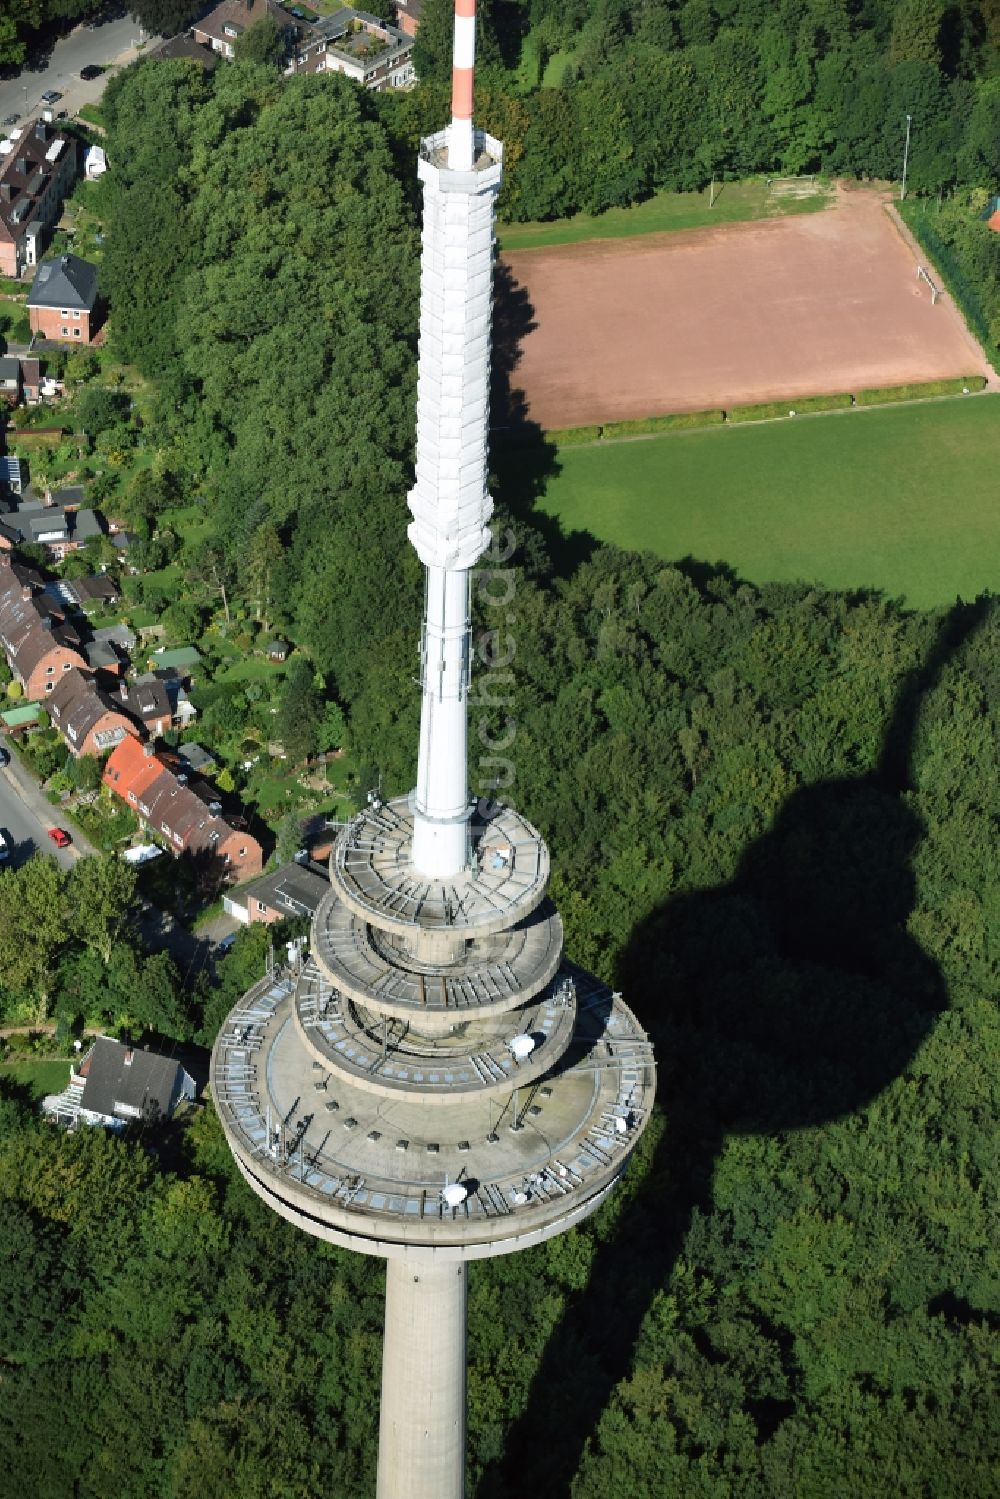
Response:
[[498, 179, 830, 253], [0, 1057, 71, 1099], [532, 395, 1000, 609]]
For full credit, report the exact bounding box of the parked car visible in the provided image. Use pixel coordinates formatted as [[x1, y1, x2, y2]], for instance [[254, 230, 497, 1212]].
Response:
[[0, 830, 9, 861], [0, 745, 9, 768], [2, 114, 19, 128], [47, 827, 71, 848], [216, 932, 238, 955], [79, 65, 102, 81], [41, 90, 62, 105]]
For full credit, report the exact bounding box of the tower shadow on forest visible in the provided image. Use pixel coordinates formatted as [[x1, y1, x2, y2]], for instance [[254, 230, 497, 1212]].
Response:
[[476, 595, 986, 1498], [490, 262, 597, 580]]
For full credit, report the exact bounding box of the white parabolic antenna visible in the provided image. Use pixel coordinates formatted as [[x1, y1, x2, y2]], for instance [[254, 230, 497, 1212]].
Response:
[[442, 1183, 468, 1208], [509, 1034, 535, 1061]]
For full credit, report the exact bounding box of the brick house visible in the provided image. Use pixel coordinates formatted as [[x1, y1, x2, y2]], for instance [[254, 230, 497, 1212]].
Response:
[[295, 9, 415, 90], [0, 119, 77, 278], [223, 860, 328, 926], [192, 0, 298, 59], [0, 554, 89, 698], [47, 667, 141, 758], [394, 0, 423, 37], [104, 737, 264, 883], [27, 254, 99, 344]]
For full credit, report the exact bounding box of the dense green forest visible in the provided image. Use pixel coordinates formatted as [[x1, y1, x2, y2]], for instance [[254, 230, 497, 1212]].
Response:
[[397, 0, 1000, 218], [2, 573, 997, 1496], [0, 27, 996, 1499]]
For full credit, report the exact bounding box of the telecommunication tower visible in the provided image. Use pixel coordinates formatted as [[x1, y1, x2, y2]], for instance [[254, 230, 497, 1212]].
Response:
[[210, 7, 655, 1494]]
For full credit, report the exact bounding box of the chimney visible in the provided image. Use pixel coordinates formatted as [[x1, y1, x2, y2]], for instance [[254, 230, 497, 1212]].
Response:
[[143, 743, 155, 758], [124, 1047, 134, 1067], [0, 184, 11, 202], [21, 585, 31, 601], [120, 682, 128, 701]]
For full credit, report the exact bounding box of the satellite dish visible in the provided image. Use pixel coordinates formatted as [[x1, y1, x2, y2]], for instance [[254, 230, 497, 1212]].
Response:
[[614, 1116, 628, 1134], [509, 1034, 535, 1061], [442, 1183, 468, 1208], [510, 1189, 528, 1206]]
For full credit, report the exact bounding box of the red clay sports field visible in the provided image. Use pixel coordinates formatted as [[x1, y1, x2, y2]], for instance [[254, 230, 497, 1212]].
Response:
[[501, 185, 992, 430]]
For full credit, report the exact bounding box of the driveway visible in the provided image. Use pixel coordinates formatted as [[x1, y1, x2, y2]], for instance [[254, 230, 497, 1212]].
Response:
[[0, 742, 95, 871], [0, 17, 157, 129]]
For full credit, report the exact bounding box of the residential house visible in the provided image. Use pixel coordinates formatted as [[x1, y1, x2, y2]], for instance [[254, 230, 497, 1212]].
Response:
[[265, 637, 289, 661], [146, 33, 220, 69], [47, 667, 140, 758], [0, 119, 77, 278], [296, 8, 415, 90], [131, 666, 195, 728], [13, 501, 103, 562], [27, 253, 100, 344], [393, 0, 423, 37], [42, 1036, 196, 1130], [59, 573, 120, 612], [83, 638, 125, 674], [223, 860, 329, 926], [120, 675, 172, 737], [192, 0, 298, 60], [103, 737, 264, 883], [0, 552, 89, 698], [0, 355, 21, 405]]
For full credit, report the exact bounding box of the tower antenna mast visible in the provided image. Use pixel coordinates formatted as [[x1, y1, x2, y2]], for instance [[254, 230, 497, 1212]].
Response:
[[210, 6, 655, 1496]]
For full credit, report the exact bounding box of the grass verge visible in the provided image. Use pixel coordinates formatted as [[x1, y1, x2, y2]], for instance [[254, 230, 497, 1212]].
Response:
[[499, 179, 830, 253]]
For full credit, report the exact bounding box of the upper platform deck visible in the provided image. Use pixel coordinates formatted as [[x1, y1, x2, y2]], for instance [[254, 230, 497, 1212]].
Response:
[[330, 796, 550, 939]]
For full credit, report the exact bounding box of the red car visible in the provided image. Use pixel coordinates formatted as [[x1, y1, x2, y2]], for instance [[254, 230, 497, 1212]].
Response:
[[47, 827, 71, 848]]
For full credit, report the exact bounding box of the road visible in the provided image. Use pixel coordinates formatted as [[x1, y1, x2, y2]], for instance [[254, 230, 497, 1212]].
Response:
[[0, 743, 94, 871], [0, 16, 154, 129]]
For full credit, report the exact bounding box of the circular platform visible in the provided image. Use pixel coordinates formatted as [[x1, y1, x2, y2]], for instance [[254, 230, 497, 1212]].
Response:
[[211, 966, 655, 1261], [312, 889, 564, 1023], [293, 957, 578, 1104], [330, 797, 550, 939]]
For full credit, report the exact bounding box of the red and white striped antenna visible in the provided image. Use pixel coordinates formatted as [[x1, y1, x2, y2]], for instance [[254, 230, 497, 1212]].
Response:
[[448, 0, 476, 170]]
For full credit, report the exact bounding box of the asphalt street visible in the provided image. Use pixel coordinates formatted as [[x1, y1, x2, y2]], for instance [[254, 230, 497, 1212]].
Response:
[[0, 16, 152, 129], [0, 744, 87, 871]]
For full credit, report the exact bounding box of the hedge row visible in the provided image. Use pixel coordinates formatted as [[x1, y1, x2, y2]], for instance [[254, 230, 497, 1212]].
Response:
[[550, 378, 988, 445], [855, 375, 987, 406], [728, 392, 855, 422]]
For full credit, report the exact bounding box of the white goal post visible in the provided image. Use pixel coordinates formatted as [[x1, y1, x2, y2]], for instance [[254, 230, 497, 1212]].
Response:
[[916, 264, 940, 304]]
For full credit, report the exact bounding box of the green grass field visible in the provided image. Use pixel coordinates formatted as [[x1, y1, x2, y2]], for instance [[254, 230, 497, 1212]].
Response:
[[498, 179, 830, 253], [533, 396, 1000, 609]]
